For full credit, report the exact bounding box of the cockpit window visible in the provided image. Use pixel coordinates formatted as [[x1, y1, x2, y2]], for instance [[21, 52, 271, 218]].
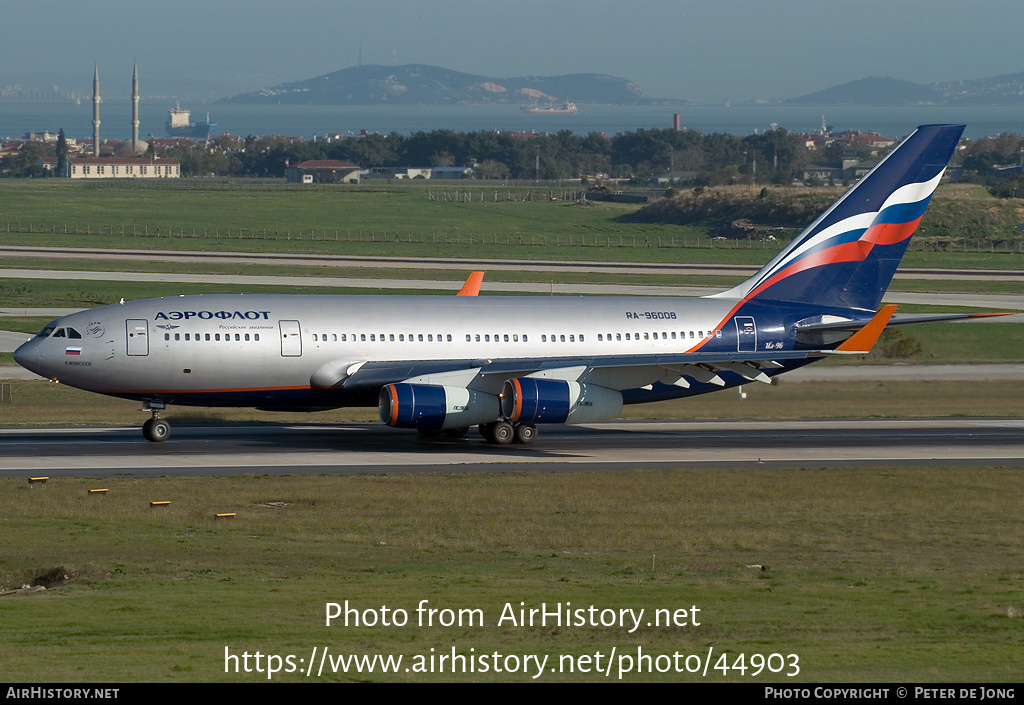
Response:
[[52, 328, 66, 338], [37, 325, 57, 338], [67, 327, 83, 339]]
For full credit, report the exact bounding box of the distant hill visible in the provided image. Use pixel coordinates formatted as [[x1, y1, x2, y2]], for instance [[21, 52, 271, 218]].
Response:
[[786, 77, 943, 104], [788, 72, 1024, 104], [220, 64, 652, 106], [932, 71, 1024, 104]]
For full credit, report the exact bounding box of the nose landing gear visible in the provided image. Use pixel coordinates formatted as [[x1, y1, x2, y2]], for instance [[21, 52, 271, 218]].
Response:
[[142, 417, 171, 442], [141, 401, 170, 442]]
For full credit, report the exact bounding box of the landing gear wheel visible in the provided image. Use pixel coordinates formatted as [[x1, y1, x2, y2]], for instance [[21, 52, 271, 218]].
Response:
[[513, 423, 537, 444], [491, 420, 514, 445], [142, 418, 170, 443]]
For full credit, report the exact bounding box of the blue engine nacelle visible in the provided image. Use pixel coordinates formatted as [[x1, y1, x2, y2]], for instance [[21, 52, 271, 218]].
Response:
[[379, 383, 501, 430], [501, 377, 623, 425]]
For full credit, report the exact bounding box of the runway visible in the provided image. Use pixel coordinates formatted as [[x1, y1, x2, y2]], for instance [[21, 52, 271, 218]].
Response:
[[2, 419, 1023, 477]]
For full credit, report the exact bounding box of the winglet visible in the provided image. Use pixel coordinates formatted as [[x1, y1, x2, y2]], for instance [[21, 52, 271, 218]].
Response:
[[456, 271, 485, 296], [834, 304, 898, 353]]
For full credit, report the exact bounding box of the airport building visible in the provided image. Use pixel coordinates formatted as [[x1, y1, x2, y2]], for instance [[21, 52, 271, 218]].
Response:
[[286, 160, 360, 184], [65, 157, 180, 179]]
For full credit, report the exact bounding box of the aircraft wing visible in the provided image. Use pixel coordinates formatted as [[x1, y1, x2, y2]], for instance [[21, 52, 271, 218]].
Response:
[[332, 347, 827, 399]]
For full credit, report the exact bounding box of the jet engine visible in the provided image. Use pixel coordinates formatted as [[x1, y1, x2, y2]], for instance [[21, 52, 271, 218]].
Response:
[[379, 383, 500, 430], [500, 377, 623, 425]]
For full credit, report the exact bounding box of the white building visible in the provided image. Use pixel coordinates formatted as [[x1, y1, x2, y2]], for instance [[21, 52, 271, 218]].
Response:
[[67, 157, 180, 179]]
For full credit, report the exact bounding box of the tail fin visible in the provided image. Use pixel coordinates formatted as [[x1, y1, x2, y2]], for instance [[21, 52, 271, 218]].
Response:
[[714, 124, 964, 311]]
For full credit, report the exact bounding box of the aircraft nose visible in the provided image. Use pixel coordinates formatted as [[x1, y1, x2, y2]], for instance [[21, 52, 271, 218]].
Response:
[[13, 339, 41, 375]]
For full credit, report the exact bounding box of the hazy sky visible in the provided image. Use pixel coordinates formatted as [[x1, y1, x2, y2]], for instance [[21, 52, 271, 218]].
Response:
[[4, 0, 1022, 102]]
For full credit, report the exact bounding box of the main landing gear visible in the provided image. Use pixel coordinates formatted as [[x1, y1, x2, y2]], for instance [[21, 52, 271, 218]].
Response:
[[142, 402, 170, 442], [478, 420, 537, 445]]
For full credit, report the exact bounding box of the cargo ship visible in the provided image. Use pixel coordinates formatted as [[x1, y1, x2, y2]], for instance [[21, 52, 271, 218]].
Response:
[[165, 104, 216, 138], [520, 100, 578, 115]]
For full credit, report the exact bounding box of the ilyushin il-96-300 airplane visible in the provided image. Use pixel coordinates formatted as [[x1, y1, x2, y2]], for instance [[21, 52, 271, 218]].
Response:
[[14, 124, 999, 445]]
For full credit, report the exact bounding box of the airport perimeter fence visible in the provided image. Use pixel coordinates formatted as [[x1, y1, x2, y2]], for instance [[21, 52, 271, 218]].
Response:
[[4, 221, 1024, 253]]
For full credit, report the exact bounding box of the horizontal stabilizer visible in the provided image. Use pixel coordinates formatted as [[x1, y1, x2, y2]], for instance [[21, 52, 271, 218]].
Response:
[[832, 304, 897, 354], [798, 310, 1014, 333]]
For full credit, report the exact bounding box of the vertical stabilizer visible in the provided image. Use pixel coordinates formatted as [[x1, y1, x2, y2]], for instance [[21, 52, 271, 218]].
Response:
[[713, 124, 964, 311]]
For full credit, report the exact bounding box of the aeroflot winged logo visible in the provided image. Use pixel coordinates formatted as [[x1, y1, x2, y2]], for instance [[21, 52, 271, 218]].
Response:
[[155, 310, 272, 321]]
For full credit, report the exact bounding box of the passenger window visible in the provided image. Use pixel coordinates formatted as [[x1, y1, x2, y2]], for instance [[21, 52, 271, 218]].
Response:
[[560, 335, 565, 342], [542, 335, 547, 342], [215, 334, 221, 341], [503, 334, 508, 342], [254, 334, 260, 341], [164, 333, 170, 341], [447, 334, 452, 342], [523, 335, 527, 342], [418, 334, 423, 341], [245, 334, 250, 341]]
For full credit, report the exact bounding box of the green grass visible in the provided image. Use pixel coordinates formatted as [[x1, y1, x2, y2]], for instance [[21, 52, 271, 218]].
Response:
[[1, 180, 1022, 269], [1, 469, 1022, 681]]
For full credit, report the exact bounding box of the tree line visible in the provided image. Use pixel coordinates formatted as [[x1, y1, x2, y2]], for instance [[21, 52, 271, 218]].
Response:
[[216, 128, 814, 184], [7, 127, 1024, 198]]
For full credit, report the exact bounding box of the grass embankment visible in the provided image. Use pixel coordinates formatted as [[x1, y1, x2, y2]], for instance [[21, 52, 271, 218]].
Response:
[[1, 470, 1022, 681], [626, 183, 1024, 248]]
